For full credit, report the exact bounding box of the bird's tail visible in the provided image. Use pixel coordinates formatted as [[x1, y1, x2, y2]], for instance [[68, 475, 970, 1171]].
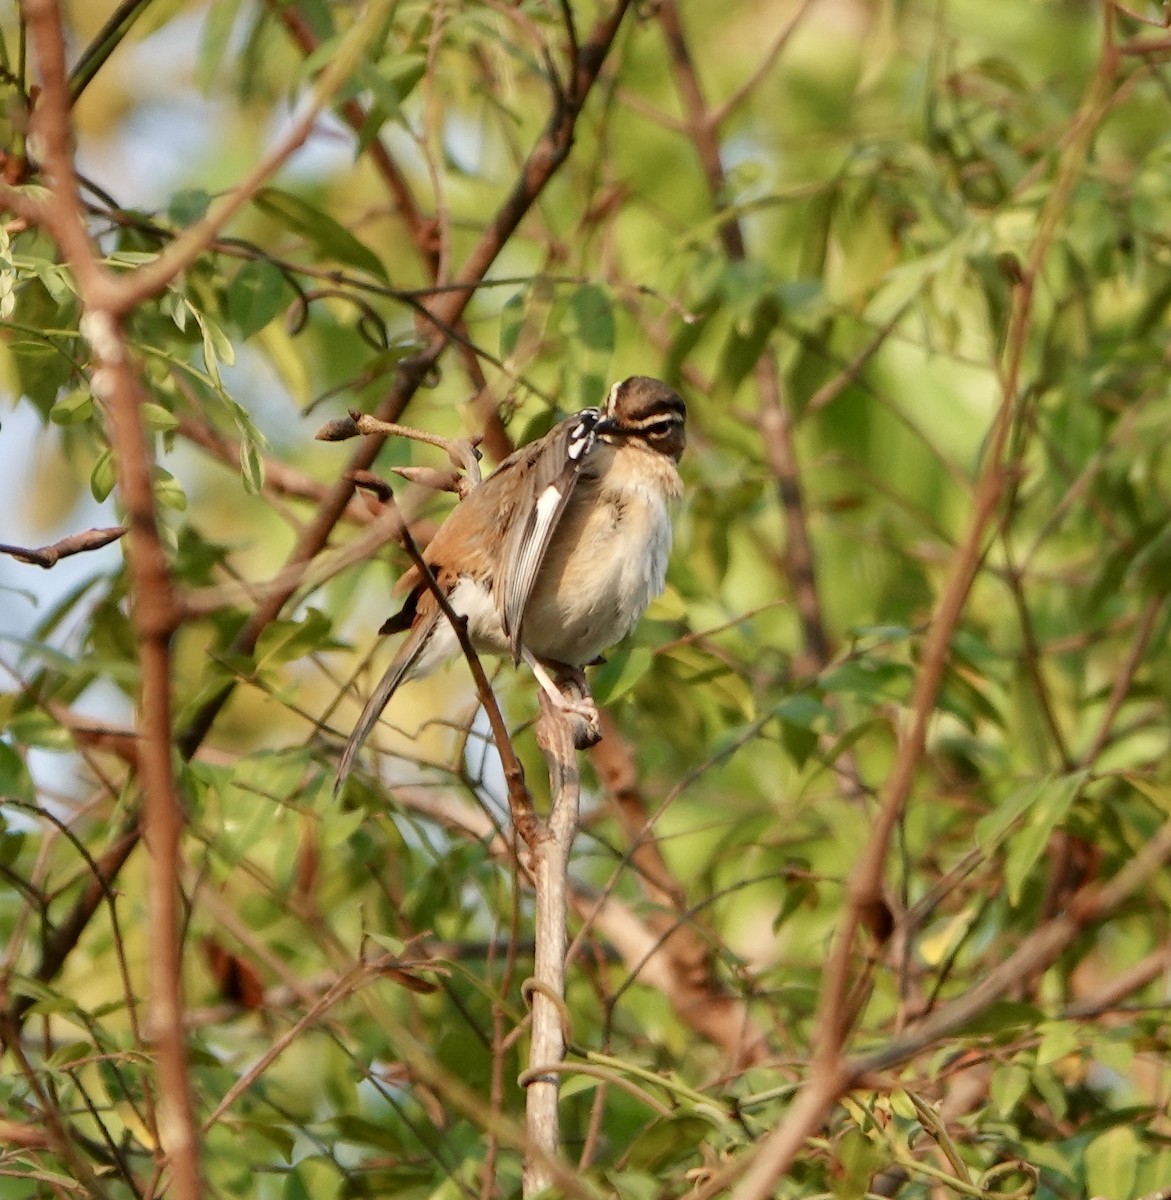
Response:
[[335, 610, 441, 792]]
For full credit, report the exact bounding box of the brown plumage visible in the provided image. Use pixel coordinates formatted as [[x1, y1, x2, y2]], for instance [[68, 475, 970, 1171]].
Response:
[[337, 376, 686, 788]]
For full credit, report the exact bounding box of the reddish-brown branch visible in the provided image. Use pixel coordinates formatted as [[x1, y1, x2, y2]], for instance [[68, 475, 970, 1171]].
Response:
[[18, 3, 197, 1194], [5, 25, 638, 1200], [270, 0, 516, 462], [588, 713, 767, 1066], [714, 17, 1125, 1198]]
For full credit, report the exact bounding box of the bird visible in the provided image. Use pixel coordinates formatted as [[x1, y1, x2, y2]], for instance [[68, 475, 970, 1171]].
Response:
[[336, 375, 686, 788]]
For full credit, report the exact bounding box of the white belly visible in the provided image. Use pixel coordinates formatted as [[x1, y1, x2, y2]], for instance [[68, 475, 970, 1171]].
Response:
[[522, 461, 679, 666]]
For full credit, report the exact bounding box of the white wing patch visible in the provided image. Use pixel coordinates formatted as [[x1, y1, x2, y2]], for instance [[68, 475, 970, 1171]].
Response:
[[500, 410, 601, 660], [534, 482, 564, 522]]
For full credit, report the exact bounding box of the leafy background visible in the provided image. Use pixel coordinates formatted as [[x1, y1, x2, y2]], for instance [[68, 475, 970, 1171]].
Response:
[[2, 1, 1171, 1198]]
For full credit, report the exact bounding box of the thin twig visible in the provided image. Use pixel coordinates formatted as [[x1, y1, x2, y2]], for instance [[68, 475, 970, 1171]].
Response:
[[380, 488, 535, 836], [0, 526, 126, 568], [656, 0, 830, 677]]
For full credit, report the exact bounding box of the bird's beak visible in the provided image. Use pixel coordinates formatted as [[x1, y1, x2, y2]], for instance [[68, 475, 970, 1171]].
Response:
[[595, 417, 629, 438]]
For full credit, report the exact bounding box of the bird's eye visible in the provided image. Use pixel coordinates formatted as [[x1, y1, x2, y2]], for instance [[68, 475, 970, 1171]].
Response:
[[644, 418, 679, 438]]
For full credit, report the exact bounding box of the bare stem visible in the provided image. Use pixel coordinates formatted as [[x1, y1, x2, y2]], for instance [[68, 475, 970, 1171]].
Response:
[[522, 699, 581, 1198]]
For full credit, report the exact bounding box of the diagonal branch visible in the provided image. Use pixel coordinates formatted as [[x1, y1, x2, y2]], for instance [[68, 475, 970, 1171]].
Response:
[[3, 0, 637, 1086]]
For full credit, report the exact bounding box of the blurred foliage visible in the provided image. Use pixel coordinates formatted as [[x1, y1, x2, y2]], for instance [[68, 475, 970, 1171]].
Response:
[[3, 0, 1171, 1198]]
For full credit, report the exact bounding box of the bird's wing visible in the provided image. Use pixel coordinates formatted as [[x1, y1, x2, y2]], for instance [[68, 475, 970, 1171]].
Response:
[[335, 603, 442, 792], [499, 409, 601, 662]]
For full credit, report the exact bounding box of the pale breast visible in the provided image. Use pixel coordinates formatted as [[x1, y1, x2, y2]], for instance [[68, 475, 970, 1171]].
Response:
[[522, 446, 681, 665]]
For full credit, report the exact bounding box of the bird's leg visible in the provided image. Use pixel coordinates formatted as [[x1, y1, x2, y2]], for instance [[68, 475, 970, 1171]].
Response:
[[523, 652, 602, 747]]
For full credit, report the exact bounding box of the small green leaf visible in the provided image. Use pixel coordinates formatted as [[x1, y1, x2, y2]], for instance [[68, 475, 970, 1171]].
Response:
[[499, 291, 526, 357], [833, 1126, 887, 1200], [591, 646, 653, 704], [46, 1040, 92, 1068], [91, 449, 116, 502], [254, 187, 388, 279], [1003, 771, 1084, 904], [780, 718, 818, 768], [142, 402, 179, 432], [1084, 1125, 1141, 1200], [49, 388, 93, 425], [626, 1115, 713, 1173], [0, 741, 33, 801], [565, 283, 616, 354], [195, 0, 244, 91], [153, 466, 188, 512], [255, 608, 335, 668], [353, 52, 426, 150], [193, 309, 236, 386], [561, 283, 615, 404], [333, 1114, 410, 1155], [228, 260, 288, 339], [168, 188, 212, 226], [990, 1062, 1031, 1117], [1035, 1020, 1080, 1067], [240, 438, 264, 494]]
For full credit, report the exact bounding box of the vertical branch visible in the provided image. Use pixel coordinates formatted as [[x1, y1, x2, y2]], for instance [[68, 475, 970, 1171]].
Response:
[[19, 1, 201, 1196], [520, 701, 580, 1198], [657, 0, 828, 675]]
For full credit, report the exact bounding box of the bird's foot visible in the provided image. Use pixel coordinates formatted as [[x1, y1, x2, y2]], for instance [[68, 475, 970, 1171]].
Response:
[[526, 657, 602, 749]]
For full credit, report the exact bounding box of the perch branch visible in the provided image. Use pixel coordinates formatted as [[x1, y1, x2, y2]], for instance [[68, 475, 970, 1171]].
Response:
[[522, 697, 582, 1199]]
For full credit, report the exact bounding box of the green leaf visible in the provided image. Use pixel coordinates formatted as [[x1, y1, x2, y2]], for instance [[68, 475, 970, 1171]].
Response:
[[91, 449, 116, 502], [833, 1126, 888, 1200], [228, 259, 288, 339], [591, 646, 653, 704], [1035, 1020, 1079, 1067], [333, 1114, 410, 1155], [142, 402, 179, 432], [168, 188, 212, 226], [0, 741, 33, 801], [1003, 772, 1085, 905], [255, 608, 336, 669], [195, 0, 245, 91], [1084, 1125, 1141, 1200], [153, 466, 188, 512], [561, 283, 616, 406], [565, 282, 616, 354], [192, 307, 236, 387], [220, 394, 269, 494], [990, 1063, 1031, 1117], [49, 387, 93, 425], [780, 718, 818, 768], [353, 52, 426, 150], [46, 1040, 92, 1068], [253, 187, 388, 280], [499, 291, 526, 357], [625, 1114, 712, 1173]]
